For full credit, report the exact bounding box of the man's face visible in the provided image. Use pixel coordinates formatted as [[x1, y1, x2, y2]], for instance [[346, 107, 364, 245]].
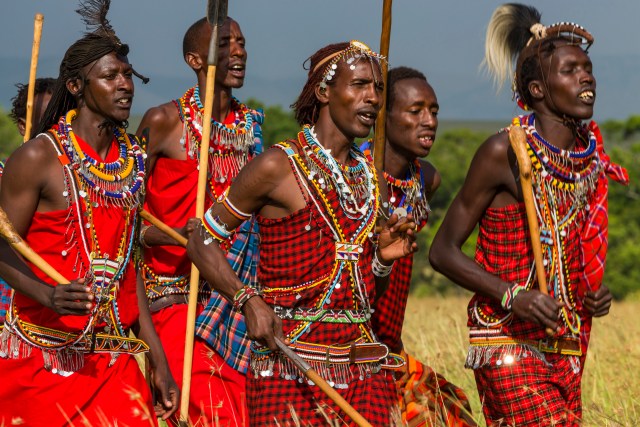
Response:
[[325, 59, 383, 140], [214, 19, 247, 89], [539, 43, 596, 120], [80, 52, 134, 123], [386, 78, 439, 159], [17, 91, 52, 137]]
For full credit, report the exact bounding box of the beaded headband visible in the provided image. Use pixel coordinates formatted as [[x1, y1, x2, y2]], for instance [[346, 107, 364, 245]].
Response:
[[514, 21, 594, 110], [314, 40, 386, 88]]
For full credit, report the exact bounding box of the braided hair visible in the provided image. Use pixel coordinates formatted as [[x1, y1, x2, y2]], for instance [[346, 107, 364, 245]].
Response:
[[482, 3, 593, 110], [36, 0, 147, 135], [291, 42, 350, 126]]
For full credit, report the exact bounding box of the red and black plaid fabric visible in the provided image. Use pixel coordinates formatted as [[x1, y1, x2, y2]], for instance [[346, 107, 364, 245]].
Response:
[[257, 138, 378, 346], [247, 368, 397, 426], [474, 353, 582, 426], [372, 254, 414, 352]]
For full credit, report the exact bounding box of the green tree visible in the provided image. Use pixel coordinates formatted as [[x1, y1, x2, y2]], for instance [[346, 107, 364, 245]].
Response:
[[246, 98, 299, 148], [0, 108, 23, 161]]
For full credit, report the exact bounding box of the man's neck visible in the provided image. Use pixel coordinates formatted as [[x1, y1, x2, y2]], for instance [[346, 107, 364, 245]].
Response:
[[198, 80, 233, 123], [313, 121, 354, 165], [383, 142, 413, 179], [533, 111, 579, 151], [70, 110, 116, 158]]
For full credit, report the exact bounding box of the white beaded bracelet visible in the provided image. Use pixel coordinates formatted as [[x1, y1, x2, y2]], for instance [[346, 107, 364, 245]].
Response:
[[372, 248, 394, 277]]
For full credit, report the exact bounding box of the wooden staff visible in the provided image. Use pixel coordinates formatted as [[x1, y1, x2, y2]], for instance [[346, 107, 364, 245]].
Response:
[[275, 338, 372, 427], [0, 206, 68, 284], [179, 0, 228, 422], [139, 209, 188, 247], [24, 13, 44, 142], [373, 0, 392, 171], [508, 126, 554, 336]]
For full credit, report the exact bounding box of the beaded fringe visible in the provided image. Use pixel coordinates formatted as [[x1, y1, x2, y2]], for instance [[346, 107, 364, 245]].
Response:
[[0, 325, 85, 374], [465, 343, 546, 369], [189, 125, 255, 160], [251, 353, 382, 389]]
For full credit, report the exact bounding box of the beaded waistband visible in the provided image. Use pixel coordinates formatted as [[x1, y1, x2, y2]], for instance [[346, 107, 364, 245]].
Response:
[[272, 305, 373, 324]]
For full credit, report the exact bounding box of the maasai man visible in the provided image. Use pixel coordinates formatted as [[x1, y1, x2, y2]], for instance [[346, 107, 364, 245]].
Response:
[[136, 16, 262, 426], [362, 66, 476, 427], [0, 1, 178, 425], [430, 4, 628, 426], [188, 40, 418, 426], [0, 77, 55, 326], [9, 77, 56, 139]]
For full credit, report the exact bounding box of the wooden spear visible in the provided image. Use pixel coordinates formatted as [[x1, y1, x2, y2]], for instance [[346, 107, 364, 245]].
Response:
[[179, 0, 228, 423], [138, 209, 188, 247], [373, 0, 392, 171], [0, 206, 67, 285], [24, 13, 44, 142], [508, 125, 554, 336]]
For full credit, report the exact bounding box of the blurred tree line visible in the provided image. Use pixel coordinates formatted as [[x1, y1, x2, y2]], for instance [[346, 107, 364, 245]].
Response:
[[1, 104, 637, 299]]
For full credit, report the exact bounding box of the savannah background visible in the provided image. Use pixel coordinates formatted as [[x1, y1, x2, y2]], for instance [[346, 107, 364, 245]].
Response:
[[1, 107, 638, 426]]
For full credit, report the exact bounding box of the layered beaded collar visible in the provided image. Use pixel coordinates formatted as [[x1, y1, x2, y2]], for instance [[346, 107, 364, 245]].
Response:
[[300, 125, 376, 219], [175, 85, 255, 160], [383, 161, 430, 227], [54, 109, 145, 209]]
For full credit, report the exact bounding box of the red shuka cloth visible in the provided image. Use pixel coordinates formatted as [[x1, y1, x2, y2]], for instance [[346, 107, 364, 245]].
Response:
[[143, 109, 236, 278], [0, 133, 151, 425]]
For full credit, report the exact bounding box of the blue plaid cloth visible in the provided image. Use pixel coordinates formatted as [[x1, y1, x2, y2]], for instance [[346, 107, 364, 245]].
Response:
[[195, 218, 259, 373], [194, 109, 263, 373], [0, 277, 12, 325]]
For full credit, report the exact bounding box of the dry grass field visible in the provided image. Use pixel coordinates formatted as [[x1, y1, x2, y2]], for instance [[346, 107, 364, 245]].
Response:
[[402, 296, 640, 427]]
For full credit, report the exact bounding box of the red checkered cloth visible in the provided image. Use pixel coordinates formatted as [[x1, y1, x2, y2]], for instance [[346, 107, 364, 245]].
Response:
[[247, 368, 397, 426], [249, 136, 394, 423], [398, 352, 477, 427], [474, 352, 582, 427]]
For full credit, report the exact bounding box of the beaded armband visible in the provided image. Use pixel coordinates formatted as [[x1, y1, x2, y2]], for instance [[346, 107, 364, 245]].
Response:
[[372, 247, 394, 277], [201, 209, 235, 246], [218, 189, 252, 221], [232, 285, 262, 311], [501, 282, 528, 311]]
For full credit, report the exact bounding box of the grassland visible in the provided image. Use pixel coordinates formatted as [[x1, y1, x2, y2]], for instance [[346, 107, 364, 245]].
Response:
[[402, 295, 640, 427]]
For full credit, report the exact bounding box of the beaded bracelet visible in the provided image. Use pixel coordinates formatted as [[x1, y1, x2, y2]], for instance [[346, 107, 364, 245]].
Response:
[[501, 282, 528, 311], [372, 248, 394, 277], [232, 285, 262, 311], [139, 224, 151, 248], [201, 209, 235, 246]]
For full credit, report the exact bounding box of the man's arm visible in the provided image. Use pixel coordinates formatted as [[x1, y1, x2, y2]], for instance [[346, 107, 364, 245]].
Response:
[[0, 138, 93, 314], [187, 149, 295, 350], [429, 133, 562, 331]]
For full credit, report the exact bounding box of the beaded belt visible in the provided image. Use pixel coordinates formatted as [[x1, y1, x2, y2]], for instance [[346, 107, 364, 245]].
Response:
[[470, 335, 582, 357], [289, 340, 389, 365], [272, 305, 373, 324]]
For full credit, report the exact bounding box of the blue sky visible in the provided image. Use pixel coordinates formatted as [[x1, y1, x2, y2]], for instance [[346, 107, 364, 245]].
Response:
[[1, 1, 638, 121]]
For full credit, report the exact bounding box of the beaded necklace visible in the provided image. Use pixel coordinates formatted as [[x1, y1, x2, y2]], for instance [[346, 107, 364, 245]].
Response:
[[175, 86, 256, 198], [383, 160, 430, 227], [516, 114, 601, 333], [5, 111, 142, 360], [56, 109, 145, 209], [301, 125, 375, 219]]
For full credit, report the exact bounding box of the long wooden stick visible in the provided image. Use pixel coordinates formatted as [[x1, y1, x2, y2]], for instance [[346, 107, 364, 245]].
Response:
[[24, 13, 44, 142], [0, 206, 68, 284], [180, 0, 228, 422], [509, 126, 554, 336], [139, 209, 188, 247], [373, 0, 392, 171], [275, 338, 372, 427]]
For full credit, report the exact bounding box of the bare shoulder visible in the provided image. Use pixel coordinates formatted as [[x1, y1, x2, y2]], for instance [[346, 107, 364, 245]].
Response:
[[135, 102, 180, 141], [239, 144, 293, 183], [4, 133, 59, 178]]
